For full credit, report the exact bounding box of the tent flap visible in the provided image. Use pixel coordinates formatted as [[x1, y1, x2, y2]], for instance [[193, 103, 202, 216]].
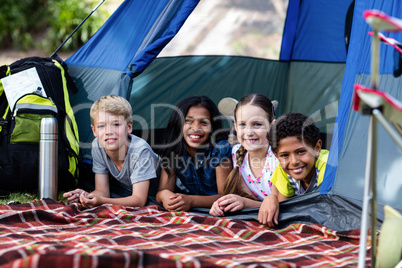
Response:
[[66, 0, 199, 74]]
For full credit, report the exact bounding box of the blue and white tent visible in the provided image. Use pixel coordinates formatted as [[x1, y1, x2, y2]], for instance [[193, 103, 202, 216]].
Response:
[[66, 0, 402, 231]]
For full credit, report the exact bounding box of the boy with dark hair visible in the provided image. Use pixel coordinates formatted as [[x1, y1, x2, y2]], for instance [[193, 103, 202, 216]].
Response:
[[258, 113, 329, 227]]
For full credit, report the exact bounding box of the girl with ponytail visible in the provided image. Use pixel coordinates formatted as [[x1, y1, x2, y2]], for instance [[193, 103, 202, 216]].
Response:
[[210, 94, 278, 216]]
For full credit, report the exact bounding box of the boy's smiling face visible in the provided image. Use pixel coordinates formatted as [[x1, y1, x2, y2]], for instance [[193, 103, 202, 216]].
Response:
[[276, 136, 322, 188], [91, 111, 132, 156]]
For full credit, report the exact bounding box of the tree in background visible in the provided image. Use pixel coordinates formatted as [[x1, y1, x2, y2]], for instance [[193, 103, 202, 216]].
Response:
[[0, 0, 48, 50], [0, 0, 109, 53]]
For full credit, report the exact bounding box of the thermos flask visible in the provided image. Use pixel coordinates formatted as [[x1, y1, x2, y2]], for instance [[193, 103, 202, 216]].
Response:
[[39, 118, 58, 200]]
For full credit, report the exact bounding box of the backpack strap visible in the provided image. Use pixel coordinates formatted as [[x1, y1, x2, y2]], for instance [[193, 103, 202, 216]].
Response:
[[53, 60, 80, 177], [51, 56, 79, 94], [0, 65, 11, 132]]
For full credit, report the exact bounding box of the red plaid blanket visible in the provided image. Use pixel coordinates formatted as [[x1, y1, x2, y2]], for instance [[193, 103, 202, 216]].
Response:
[[0, 199, 370, 267]]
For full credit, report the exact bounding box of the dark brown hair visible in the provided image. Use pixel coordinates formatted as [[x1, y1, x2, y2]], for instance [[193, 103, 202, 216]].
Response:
[[159, 95, 226, 177]]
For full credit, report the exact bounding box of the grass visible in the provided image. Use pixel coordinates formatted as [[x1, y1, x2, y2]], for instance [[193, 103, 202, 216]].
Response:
[[0, 192, 68, 204]]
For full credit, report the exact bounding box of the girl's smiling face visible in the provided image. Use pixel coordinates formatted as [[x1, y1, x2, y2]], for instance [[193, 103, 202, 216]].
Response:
[[276, 136, 321, 188], [235, 104, 271, 153], [182, 105, 211, 156]]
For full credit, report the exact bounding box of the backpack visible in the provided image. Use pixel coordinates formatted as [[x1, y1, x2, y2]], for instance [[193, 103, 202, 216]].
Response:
[[0, 56, 80, 192]]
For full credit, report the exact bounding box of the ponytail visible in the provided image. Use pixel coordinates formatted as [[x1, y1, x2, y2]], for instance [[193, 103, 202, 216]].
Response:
[[223, 145, 256, 199], [236, 145, 247, 167]]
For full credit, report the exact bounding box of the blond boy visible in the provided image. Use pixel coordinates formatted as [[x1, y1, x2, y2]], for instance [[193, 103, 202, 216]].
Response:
[[64, 95, 158, 208]]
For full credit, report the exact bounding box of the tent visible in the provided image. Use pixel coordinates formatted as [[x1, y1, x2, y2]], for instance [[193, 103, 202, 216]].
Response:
[[65, 0, 402, 232]]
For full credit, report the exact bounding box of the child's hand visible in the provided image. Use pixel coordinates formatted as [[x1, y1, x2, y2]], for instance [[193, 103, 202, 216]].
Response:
[[209, 200, 225, 216], [63, 189, 88, 203], [215, 194, 246, 213], [258, 194, 279, 227], [80, 192, 100, 209], [166, 193, 192, 211]]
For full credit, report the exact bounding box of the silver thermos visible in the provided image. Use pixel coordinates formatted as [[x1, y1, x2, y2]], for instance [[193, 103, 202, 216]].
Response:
[[39, 118, 58, 200]]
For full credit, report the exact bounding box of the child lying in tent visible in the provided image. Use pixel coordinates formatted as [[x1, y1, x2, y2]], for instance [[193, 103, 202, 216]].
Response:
[[156, 95, 232, 212], [63, 95, 159, 208], [258, 113, 329, 227], [209, 94, 279, 217]]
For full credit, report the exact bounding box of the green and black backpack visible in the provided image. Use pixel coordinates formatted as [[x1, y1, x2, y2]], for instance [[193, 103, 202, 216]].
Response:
[[0, 57, 80, 192]]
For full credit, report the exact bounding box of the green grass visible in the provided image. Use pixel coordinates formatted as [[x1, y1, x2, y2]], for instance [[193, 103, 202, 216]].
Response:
[[0, 192, 68, 204]]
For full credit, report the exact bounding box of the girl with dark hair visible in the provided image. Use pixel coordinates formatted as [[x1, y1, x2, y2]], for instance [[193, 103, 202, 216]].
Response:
[[210, 93, 279, 217], [156, 95, 233, 211]]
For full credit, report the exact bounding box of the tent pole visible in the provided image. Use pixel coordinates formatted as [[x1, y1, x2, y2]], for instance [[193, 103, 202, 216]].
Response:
[[370, 30, 380, 89], [373, 109, 402, 148], [358, 111, 377, 268], [370, 112, 378, 268], [50, 0, 106, 59], [360, 20, 380, 268]]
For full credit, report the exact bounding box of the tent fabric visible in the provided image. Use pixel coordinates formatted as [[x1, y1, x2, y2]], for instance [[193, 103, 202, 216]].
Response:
[[130, 56, 289, 130], [66, 0, 199, 76], [62, 0, 402, 232], [65, 0, 199, 158], [280, 0, 354, 62], [128, 57, 343, 150], [329, 74, 402, 210], [278, 0, 300, 61], [69, 56, 291, 158], [67, 66, 128, 159], [283, 61, 344, 139], [191, 191, 384, 232], [322, 0, 402, 207]]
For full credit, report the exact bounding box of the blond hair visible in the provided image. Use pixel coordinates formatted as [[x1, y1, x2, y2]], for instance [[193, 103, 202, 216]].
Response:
[[90, 95, 132, 125]]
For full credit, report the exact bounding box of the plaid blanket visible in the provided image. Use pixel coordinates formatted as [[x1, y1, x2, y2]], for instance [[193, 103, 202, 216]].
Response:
[[0, 199, 370, 268]]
